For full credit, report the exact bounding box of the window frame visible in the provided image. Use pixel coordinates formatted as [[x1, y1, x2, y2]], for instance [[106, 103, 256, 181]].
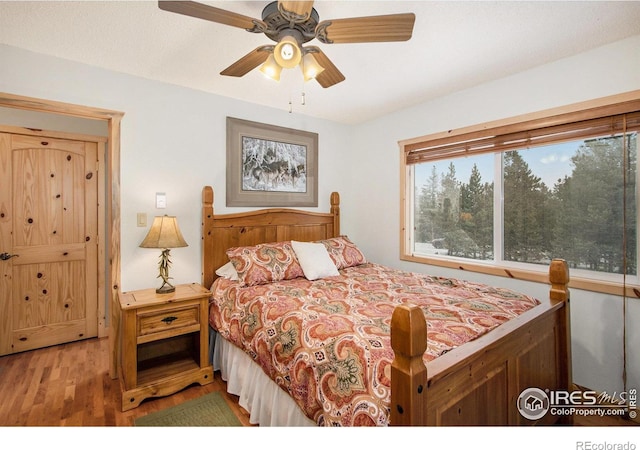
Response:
[[399, 90, 640, 297]]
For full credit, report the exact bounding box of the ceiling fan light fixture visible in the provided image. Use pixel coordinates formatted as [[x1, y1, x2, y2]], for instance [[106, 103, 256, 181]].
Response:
[[259, 54, 282, 81], [274, 35, 302, 69], [301, 53, 324, 81], [159, 1, 416, 89]]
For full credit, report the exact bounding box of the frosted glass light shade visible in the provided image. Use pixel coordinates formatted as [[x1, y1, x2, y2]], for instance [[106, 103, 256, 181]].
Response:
[[301, 53, 325, 81], [274, 36, 302, 69], [260, 54, 282, 81]]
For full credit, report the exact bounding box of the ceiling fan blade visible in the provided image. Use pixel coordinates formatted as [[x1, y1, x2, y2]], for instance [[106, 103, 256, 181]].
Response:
[[307, 48, 345, 88], [316, 13, 416, 44], [158, 1, 264, 31], [221, 46, 272, 77], [278, 1, 314, 20]]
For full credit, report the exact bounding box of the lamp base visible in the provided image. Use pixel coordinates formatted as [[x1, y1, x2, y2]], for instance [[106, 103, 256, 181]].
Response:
[[155, 248, 175, 294], [156, 284, 175, 294]]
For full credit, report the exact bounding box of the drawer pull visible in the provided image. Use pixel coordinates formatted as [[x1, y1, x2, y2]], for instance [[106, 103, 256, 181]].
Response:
[[161, 316, 178, 324]]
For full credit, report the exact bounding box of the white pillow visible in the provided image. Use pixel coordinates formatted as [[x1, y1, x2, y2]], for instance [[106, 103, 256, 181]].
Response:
[[291, 240, 340, 281], [215, 261, 239, 281]]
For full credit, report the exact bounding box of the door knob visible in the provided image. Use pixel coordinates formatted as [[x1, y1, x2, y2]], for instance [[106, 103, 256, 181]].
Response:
[[0, 252, 19, 261]]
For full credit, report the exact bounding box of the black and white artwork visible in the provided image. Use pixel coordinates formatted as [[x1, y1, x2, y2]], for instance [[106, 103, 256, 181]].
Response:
[[226, 117, 318, 207], [241, 136, 307, 193]]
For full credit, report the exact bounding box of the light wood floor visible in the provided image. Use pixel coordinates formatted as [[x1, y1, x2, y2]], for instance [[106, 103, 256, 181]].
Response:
[[0, 337, 636, 427], [0, 337, 252, 426]]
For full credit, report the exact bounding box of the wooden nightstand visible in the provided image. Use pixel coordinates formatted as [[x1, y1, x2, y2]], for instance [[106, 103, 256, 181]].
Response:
[[117, 283, 213, 411]]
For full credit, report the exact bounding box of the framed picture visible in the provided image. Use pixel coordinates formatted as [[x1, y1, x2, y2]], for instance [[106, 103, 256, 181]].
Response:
[[226, 117, 318, 207]]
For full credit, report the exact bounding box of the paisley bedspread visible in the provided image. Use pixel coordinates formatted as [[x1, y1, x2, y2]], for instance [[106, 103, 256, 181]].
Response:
[[209, 262, 540, 426]]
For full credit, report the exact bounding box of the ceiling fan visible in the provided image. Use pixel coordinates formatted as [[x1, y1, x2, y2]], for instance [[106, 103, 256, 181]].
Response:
[[158, 1, 416, 88]]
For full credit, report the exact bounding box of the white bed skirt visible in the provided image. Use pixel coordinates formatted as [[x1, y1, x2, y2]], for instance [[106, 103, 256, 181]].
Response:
[[212, 332, 316, 427]]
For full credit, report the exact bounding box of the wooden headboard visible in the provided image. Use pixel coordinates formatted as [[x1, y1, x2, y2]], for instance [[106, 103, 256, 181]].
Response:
[[201, 185, 341, 289]]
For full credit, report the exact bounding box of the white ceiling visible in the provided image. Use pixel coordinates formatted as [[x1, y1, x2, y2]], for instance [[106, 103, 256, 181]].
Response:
[[1, 1, 639, 124]]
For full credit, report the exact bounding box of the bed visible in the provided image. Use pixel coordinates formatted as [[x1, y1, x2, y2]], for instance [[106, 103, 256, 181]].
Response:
[[201, 185, 572, 426]]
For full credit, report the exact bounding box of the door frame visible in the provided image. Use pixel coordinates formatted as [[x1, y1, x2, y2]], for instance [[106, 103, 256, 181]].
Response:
[[0, 92, 123, 377]]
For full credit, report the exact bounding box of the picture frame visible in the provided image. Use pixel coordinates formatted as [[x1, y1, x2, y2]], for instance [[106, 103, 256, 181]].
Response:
[[226, 117, 318, 207]]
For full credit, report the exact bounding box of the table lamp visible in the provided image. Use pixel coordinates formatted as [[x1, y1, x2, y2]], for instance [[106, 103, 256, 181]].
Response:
[[139, 215, 188, 294]]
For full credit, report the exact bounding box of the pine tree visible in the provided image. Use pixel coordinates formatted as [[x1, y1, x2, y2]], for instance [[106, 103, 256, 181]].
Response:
[[415, 166, 440, 243], [439, 163, 462, 255], [503, 151, 553, 262], [459, 164, 493, 259], [553, 135, 636, 274]]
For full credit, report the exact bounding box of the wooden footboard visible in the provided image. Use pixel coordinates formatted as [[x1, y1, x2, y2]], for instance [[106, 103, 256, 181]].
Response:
[[390, 259, 572, 426]]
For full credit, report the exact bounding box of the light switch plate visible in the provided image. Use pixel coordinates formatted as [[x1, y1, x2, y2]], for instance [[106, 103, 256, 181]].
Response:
[[137, 213, 147, 227], [156, 192, 166, 209]]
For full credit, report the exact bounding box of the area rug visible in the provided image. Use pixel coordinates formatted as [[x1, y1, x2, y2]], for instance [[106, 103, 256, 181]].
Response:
[[135, 391, 242, 427]]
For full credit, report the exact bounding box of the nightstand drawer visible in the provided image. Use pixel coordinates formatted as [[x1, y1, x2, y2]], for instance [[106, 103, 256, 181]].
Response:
[[137, 304, 200, 339]]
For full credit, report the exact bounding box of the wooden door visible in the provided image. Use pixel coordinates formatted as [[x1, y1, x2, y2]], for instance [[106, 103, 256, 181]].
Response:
[[0, 132, 98, 355]]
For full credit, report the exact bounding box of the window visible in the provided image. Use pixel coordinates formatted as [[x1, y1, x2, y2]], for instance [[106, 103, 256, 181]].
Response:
[[400, 93, 640, 294], [413, 155, 494, 261]]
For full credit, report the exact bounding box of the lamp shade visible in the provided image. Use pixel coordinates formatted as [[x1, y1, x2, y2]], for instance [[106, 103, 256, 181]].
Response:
[[301, 53, 325, 81], [260, 54, 282, 81], [273, 36, 302, 69], [139, 215, 188, 249]]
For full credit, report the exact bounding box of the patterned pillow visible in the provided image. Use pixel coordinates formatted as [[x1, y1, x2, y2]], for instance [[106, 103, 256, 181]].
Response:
[[226, 241, 304, 286], [317, 236, 367, 269]]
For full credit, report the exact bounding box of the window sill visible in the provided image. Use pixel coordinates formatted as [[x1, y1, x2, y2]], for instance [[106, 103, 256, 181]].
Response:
[[401, 253, 639, 299]]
